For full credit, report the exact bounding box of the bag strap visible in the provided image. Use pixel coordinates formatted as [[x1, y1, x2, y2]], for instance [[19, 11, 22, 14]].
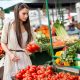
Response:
[[7, 22, 11, 44]]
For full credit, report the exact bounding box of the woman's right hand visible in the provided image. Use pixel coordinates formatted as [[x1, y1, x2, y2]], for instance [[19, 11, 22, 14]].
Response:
[[9, 53, 20, 62], [23, 49, 32, 55]]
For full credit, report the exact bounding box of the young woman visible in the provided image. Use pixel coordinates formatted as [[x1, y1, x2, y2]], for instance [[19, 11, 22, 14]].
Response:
[[1, 3, 32, 80]]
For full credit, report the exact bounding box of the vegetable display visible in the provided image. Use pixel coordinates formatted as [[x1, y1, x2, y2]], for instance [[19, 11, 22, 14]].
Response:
[[34, 22, 79, 49], [35, 25, 56, 38], [15, 65, 79, 80], [35, 31, 50, 51], [55, 41, 80, 66]]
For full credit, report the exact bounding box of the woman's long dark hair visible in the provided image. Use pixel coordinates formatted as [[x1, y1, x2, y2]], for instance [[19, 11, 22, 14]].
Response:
[[14, 3, 32, 48]]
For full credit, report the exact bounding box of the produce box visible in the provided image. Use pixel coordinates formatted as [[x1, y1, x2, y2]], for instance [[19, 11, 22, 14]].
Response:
[[30, 51, 52, 65], [56, 65, 80, 75], [15, 65, 79, 80], [45, 60, 80, 75]]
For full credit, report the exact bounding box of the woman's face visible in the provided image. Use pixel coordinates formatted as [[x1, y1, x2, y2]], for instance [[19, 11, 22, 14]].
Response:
[[19, 8, 29, 22]]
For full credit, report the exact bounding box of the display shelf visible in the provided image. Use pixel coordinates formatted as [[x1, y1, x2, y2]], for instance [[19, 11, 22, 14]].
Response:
[[53, 45, 65, 49], [56, 66, 80, 74]]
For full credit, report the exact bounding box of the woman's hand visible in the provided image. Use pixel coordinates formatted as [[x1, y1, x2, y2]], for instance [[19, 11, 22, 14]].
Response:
[[9, 53, 20, 62], [23, 49, 32, 55]]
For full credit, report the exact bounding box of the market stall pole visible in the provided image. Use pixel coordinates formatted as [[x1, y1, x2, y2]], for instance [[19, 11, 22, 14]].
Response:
[[45, 0, 54, 63], [45, 0, 80, 75]]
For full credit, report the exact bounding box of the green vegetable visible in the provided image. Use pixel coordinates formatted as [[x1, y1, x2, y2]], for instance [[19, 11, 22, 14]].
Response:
[[54, 20, 68, 39], [61, 41, 80, 66], [35, 31, 50, 51]]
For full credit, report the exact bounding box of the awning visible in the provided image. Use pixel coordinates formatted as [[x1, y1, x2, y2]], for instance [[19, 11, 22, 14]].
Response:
[[0, 0, 80, 13]]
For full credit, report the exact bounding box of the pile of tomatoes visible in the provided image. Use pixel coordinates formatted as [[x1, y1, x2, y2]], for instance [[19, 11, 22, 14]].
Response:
[[0, 43, 4, 56], [26, 42, 40, 53], [16, 65, 79, 80]]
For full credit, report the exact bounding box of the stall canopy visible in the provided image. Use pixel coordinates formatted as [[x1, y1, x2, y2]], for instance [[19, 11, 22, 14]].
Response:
[[0, 0, 80, 13]]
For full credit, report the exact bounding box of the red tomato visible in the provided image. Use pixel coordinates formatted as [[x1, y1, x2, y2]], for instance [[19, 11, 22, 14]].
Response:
[[22, 73, 27, 78], [37, 66, 41, 70], [31, 65, 37, 70], [31, 44, 37, 52], [46, 66, 52, 70], [32, 73, 37, 78], [27, 77, 33, 80], [26, 45, 34, 53], [37, 66, 45, 71], [20, 69, 26, 74], [16, 73, 22, 79], [37, 70, 43, 75], [40, 79, 45, 80], [44, 72, 48, 76], [31, 73, 37, 76], [78, 76, 80, 80], [26, 66, 30, 70], [22, 77, 28, 80], [34, 44, 40, 50], [41, 68, 46, 72], [34, 79, 37, 80], [40, 74, 45, 78], [31, 44, 40, 52], [26, 70, 31, 74], [48, 70, 53, 75], [26, 42, 40, 53], [29, 68, 36, 73]]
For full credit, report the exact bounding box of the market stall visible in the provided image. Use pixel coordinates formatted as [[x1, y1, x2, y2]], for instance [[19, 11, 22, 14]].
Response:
[[0, 0, 80, 80]]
